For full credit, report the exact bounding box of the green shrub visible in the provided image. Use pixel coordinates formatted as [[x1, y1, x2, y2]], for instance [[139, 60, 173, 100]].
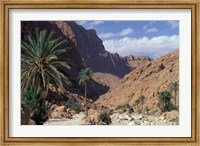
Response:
[[116, 103, 130, 110], [148, 110, 158, 116], [21, 87, 51, 125], [64, 99, 82, 112], [156, 103, 160, 108], [145, 106, 150, 113], [21, 87, 38, 111], [128, 107, 134, 114], [98, 111, 112, 125], [166, 104, 178, 111], [102, 106, 114, 115], [31, 100, 51, 125], [158, 90, 173, 112], [137, 109, 142, 114]]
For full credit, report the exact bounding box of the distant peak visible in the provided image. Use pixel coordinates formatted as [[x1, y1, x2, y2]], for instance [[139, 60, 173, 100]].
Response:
[[123, 55, 152, 61]]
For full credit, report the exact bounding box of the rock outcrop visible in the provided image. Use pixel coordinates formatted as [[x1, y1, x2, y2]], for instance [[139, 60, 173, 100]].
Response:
[[95, 50, 179, 112], [123, 55, 152, 70], [92, 72, 121, 88]]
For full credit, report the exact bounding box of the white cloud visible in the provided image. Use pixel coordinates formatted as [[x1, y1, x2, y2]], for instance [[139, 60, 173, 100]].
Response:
[[167, 21, 179, 29], [103, 35, 179, 58], [119, 28, 134, 36], [98, 27, 134, 39], [145, 27, 159, 33], [143, 21, 158, 33], [98, 33, 115, 39]]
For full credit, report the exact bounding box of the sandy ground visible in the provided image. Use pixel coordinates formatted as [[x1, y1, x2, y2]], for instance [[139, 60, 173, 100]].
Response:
[[44, 112, 85, 125]]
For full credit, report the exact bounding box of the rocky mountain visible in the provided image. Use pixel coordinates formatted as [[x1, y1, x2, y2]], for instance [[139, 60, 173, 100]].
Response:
[[54, 21, 132, 78], [92, 72, 121, 89], [123, 55, 152, 70], [95, 50, 179, 112]]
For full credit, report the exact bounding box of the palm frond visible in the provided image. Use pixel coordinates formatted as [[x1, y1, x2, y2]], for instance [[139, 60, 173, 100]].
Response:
[[21, 29, 72, 94]]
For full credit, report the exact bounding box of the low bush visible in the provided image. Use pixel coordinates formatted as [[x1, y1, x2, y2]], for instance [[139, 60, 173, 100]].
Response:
[[64, 99, 82, 112], [21, 87, 51, 125], [166, 104, 178, 111], [98, 111, 112, 125], [137, 109, 142, 114], [148, 110, 158, 116], [128, 107, 134, 114], [116, 103, 130, 110], [31, 100, 51, 125], [21, 86, 38, 111], [145, 106, 150, 113]]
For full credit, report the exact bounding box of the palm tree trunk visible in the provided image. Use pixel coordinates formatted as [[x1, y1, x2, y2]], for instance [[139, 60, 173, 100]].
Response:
[[175, 91, 176, 106], [85, 82, 88, 116]]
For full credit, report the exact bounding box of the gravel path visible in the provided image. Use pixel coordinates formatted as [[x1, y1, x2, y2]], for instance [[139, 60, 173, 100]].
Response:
[[44, 112, 85, 125]]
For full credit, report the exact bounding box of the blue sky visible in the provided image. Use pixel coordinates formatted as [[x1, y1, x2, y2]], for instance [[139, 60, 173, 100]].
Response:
[[76, 21, 179, 59]]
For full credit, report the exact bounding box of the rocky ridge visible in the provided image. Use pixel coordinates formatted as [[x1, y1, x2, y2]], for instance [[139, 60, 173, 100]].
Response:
[[96, 50, 179, 112], [123, 55, 152, 70]]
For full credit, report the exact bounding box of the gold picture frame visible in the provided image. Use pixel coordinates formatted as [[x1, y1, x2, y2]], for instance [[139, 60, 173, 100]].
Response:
[[0, 0, 199, 145]]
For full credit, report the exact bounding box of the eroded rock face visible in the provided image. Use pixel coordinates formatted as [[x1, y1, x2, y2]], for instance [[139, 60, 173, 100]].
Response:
[[95, 50, 179, 112], [123, 55, 152, 70], [92, 72, 121, 89], [57, 21, 131, 78]]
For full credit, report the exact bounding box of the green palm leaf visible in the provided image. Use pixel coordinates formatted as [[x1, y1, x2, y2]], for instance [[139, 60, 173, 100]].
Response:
[[21, 28, 72, 94]]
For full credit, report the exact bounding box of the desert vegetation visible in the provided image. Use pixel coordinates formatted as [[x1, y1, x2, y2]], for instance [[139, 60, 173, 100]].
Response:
[[21, 21, 179, 126]]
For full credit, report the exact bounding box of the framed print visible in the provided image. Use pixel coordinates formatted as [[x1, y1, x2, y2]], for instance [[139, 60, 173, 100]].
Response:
[[0, 0, 199, 145]]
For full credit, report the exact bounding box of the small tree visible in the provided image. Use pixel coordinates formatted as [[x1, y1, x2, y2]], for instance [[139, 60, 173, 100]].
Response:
[[78, 68, 93, 116], [139, 95, 145, 112], [158, 90, 172, 112], [134, 99, 140, 110], [169, 81, 179, 106]]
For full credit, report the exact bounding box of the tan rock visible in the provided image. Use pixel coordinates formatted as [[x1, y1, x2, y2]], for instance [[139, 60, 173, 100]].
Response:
[[95, 50, 179, 114], [50, 105, 74, 119]]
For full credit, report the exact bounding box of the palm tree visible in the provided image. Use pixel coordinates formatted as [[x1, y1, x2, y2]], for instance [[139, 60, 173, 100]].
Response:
[[78, 68, 93, 116], [169, 81, 179, 106], [158, 90, 172, 112], [139, 95, 145, 112], [21, 28, 72, 95], [134, 99, 140, 110]]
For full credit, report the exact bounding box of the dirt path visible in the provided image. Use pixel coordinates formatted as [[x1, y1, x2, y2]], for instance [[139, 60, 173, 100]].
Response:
[[44, 112, 85, 125]]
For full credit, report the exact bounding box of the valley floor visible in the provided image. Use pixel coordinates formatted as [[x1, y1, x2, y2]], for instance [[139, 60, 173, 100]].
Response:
[[44, 111, 179, 126]]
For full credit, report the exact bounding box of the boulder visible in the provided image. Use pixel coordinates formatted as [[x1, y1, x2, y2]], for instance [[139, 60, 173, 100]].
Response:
[[50, 105, 73, 119]]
